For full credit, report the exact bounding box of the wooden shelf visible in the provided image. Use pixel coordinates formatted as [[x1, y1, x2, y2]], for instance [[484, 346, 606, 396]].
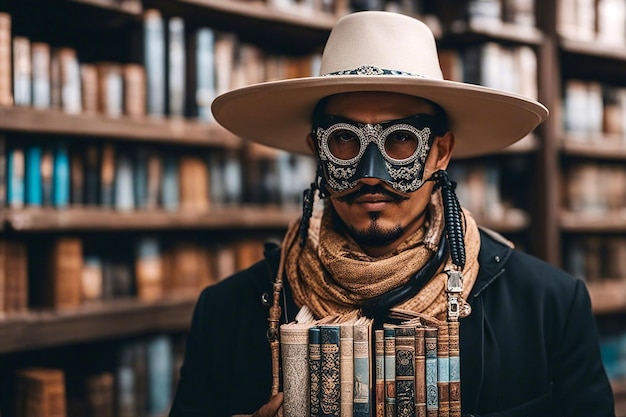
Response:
[[587, 281, 626, 314], [1, 206, 300, 232], [561, 138, 626, 160], [0, 296, 196, 354], [70, 0, 143, 14], [474, 212, 531, 234], [0, 106, 242, 148], [560, 38, 626, 61], [560, 211, 626, 233], [444, 21, 544, 46]]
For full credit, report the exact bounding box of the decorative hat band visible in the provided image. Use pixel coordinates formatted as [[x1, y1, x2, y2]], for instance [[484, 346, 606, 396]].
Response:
[[322, 65, 427, 78]]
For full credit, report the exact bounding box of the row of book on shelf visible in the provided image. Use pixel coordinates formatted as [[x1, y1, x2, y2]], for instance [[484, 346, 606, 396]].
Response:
[[557, 0, 626, 45], [0, 234, 274, 316], [565, 236, 626, 283], [0, 136, 316, 211], [280, 307, 459, 417], [13, 333, 182, 417], [0, 10, 322, 121], [564, 162, 626, 216], [563, 80, 626, 143]]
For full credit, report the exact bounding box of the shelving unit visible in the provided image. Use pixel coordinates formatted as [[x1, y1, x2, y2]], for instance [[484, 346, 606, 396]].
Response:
[[1, 0, 625, 415]]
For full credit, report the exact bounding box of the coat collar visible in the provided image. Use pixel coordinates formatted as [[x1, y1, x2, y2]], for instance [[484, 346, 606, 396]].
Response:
[[470, 227, 514, 298]]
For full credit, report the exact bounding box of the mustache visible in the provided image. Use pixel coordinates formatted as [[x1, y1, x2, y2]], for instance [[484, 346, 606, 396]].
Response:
[[334, 184, 409, 204]]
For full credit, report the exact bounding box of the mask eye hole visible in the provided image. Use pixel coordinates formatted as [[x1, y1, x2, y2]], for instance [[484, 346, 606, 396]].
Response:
[[328, 129, 360, 160], [384, 130, 419, 160]]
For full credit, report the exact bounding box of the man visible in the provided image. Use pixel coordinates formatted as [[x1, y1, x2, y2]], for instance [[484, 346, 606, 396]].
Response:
[[169, 11, 615, 417]]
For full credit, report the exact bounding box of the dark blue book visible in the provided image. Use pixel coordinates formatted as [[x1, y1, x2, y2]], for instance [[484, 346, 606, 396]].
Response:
[[25, 145, 42, 206], [319, 325, 340, 417], [52, 142, 70, 208]]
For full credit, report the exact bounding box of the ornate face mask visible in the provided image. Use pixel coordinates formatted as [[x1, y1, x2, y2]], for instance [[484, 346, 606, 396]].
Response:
[[313, 113, 443, 194]]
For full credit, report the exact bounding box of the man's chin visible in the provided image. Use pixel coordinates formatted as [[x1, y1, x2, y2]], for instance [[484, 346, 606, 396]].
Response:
[[346, 224, 404, 248]]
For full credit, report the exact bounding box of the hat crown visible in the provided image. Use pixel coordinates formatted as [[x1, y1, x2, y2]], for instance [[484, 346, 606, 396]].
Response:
[[319, 11, 444, 80]]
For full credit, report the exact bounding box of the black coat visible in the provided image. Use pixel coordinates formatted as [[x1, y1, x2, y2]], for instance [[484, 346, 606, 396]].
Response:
[[169, 229, 615, 417]]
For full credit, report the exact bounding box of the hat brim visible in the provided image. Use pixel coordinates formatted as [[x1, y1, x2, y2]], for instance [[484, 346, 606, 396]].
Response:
[[211, 75, 549, 159]]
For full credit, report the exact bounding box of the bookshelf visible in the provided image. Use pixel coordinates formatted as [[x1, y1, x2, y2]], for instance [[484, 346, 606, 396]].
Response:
[[1, 0, 626, 415]]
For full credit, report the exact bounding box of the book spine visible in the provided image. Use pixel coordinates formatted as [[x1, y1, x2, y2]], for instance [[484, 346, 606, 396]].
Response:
[[146, 335, 173, 416], [395, 326, 416, 417], [281, 324, 310, 417], [40, 146, 53, 206], [123, 64, 146, 118], [31, 42, 51, 108], [81, 255, 103, 302], [0, 13, 12, 106], [353, 321, 371, 417], [144, 9, 166, 117], [70, 148, 84, 205], [0, 135, 5, 207], [384, 326, 396, 417], [339, 323, 354, 417], [13, 36, 31, 106], [161, 154, 179, 211], [168, 17, 186, 118], [135, 237, 163, 301], [58, 48, 82, 114], [80, 63, 98, 114], [375, 329, 385, 417], [437, 324, 450, 417], [414, 326, 427, 417], [194, 28, 216, 122], [309, 326, 321, 417], [25, 145, 42, 207], [425, 327, 438, 417], [7, 146, 25, 209], [448, 322, 461, 417], [114, 150, 135, 211], [52, 143, 70, 208], [319, 325, 340, 417], [100, 143, 116, 208]]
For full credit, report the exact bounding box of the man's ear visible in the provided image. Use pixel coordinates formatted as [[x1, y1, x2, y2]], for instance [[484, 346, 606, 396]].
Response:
[[433, 132, 455, 170]]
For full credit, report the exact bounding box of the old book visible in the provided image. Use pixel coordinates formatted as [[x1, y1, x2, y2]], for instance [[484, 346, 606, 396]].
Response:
[[281, 322, 312, 417], [437, 324, 450, 417], [80, 63, 99, 114], [234, 240, 264, 271], [167, 243, 202, 296], [0, 135, 5, 207], [7, 146, 25, 208], [115, 149, 135, 211], [100, 143, 116, 208], [354, 316, 373, 417], [40, 146, 54, 206], [309, 326, 321, 417], [16, 368, 66, 417], [0, 13, 12, 106], [168, 16, 186, 118], [46, 237, 83, 310], [97, 63, 124, 118], [82, 255, 103, 302], [384, 326, 396, 417], [192, 27, 216, 121], [116, 342, 137, 417], [339, 322, 354, 417], [4, 240, 28, 313], [424, 327, 438, 417], [145, 150, 161, 209], [144, 9, 166, 117], [146, 334, 173, 416], [31, 42, 51, 108], [58, 48, 82, 114], [123, 64, 146, 118], [319, 325, 341, 417], [375, 328, 385, 417], [25, 145, 42, 207], [13, 36, 31, 106], [135, 237, 163, 301], [179, 155, 209, 211], [52, 142, 70, 209], [161, 154, 179, 211], [448, 322, 461, 417], [395, 326, 416, 417], [70, 147, 84, 205], [83, 144, 100, 206], [86, 372, 115, 417], [414, 326, 426, 417]]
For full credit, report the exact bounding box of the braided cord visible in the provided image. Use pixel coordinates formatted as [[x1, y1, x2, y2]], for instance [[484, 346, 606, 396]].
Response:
[[432, 170, 465, 270]]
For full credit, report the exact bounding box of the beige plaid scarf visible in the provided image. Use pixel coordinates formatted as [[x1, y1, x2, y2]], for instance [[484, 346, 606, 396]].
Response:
[[282, 190, 481, 321]]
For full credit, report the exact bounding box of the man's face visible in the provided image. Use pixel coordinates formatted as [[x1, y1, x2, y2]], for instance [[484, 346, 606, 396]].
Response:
[[309, 91, 454, 256]]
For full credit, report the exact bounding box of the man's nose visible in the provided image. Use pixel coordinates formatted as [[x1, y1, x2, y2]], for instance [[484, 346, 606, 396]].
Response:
[[349, 142, 393, 183]]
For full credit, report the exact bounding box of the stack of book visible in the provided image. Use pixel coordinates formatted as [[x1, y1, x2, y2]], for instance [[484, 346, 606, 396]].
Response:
[[280, 308, 460, 417]]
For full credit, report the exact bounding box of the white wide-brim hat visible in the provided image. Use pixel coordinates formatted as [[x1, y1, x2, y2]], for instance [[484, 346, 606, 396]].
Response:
[[212, 11, 549, 159]]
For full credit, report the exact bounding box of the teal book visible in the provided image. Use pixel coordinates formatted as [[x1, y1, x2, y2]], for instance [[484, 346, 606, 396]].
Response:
[[425, 327, 438, 416], [6, 146, 25, 208], [146, 334, 173, 416], [161, 154, 179, 211], [52, 142, 70, 208], [25, 145, 42, 206], [353, 316, 373, 417], [319, 325, 340, 417], [394, 326, 416, 417], [309, 326, 321, 417]]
